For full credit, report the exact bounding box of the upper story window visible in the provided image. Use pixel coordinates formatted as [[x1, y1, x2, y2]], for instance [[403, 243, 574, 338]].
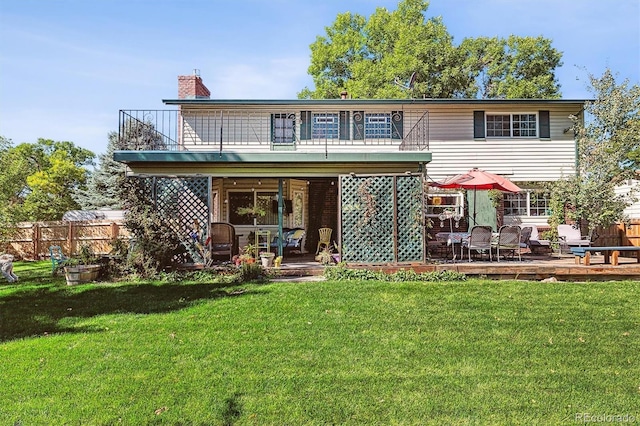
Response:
[[486, 113, 537, 138], [365, 113, 392, 138], [504, 191, 550, 216], [475, 111, 549, 139], [272, 113, 295, 144], [312, 113, 339, 139], [353, 111, 403, 140]]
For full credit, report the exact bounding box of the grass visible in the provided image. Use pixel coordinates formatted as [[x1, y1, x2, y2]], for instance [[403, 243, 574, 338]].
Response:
[[1, 261, 639, 425]]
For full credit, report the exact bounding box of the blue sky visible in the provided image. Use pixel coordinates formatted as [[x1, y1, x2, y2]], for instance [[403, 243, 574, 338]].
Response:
[[1, 0, 638, 156]]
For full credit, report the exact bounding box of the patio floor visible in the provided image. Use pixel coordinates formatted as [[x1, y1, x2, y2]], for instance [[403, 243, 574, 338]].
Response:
[[276, 251, 640, 281]]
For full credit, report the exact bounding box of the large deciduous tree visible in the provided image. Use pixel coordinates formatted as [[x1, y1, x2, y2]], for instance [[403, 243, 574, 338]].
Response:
[[0, 138, 94, 222], [300, 0, 562, 99], [547, 69, 640, 239]]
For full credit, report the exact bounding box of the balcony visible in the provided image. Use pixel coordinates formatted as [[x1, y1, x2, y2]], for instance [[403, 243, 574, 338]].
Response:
[[118, 109, 429, 153]]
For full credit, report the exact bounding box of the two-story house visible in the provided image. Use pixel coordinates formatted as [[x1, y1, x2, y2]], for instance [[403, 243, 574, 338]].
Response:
[[114, 72, 584, 264]]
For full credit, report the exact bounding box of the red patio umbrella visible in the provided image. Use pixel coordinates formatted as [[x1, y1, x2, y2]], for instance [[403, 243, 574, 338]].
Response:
[[431, 168, 521, 226]]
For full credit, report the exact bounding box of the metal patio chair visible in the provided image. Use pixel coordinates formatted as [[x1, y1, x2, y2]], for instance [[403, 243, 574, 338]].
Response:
[[466, 225, 493, 262], [49, 245, 69, 273], [495, 225, 522, 261]]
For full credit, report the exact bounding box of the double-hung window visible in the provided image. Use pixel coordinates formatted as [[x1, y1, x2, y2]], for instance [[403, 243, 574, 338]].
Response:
[[365, 113, 392, 139], [486, 113, 537, 137], [312, 113, 339, 139], [504, 191, 550, 217]]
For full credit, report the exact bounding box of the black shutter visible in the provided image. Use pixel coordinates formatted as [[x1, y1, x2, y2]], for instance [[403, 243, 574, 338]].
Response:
[[473, 111, 485, 139], [353, 111, 364, 140], [391, 111, 403, 140], [270, 113, 275, 143], [300, 111, 312, 140], [339, 111, 350, 140], [539, 110, 550, 139]]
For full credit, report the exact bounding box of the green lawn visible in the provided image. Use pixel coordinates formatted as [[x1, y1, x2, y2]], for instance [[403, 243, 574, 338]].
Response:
[[1, 262, 638, 425]]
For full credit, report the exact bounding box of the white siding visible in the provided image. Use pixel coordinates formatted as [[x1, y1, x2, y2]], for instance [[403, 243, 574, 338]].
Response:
[[616, 180, 640, 219], [425, 105, 577, 182], [176, 101, 582, 183]]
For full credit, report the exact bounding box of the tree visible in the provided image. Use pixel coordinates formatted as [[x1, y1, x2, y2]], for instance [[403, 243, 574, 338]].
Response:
[[74, 132, 126, 210], [0, 138, 94, 221], [547, 69, 640, 239], [461, 35, 562, 99], [300, 0, 562, 99]]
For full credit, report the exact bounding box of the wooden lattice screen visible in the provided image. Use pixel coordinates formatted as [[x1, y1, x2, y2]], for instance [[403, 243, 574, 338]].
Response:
[[141, 176, 210, 263], [340, 174, 424, 263]]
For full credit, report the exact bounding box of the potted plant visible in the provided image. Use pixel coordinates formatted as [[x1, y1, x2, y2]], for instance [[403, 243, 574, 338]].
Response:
[[234, 244, 258, 266], [315, 246, 335, 265], [64, 244, 102, 285], [259, 251, 275, 267]]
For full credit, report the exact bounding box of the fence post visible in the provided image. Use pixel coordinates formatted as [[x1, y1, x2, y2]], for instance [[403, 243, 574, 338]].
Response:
[[68, 221, 74, 256], [33, 223, 39, 260], [110, 222, 119, 242]]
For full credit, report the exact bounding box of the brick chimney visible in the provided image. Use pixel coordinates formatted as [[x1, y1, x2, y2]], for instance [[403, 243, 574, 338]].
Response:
[[178, 69, 210, 99]]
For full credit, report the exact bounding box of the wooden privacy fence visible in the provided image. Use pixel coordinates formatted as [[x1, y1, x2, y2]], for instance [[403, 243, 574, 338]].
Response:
[[3, 219, 640, 262], [2, 221, 130, 260], [594, 220, 640, 254]]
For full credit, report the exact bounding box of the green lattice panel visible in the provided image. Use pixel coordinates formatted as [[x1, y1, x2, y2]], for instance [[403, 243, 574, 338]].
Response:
[[154, 177, 210, 263], [341, 175, 395, 263], [340, 174, 425, 264], [396, 176, 425, 262]]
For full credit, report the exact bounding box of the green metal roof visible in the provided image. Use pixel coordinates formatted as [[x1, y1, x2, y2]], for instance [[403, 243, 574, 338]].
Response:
[[113, 151, 432, 178], [114, 151, 431, 164]]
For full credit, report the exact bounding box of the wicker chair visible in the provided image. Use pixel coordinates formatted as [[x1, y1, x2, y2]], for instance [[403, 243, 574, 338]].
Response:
[[209, 222, 237, 261]]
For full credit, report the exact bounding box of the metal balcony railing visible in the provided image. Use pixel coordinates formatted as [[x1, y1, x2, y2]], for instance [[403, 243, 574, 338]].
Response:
[[118, 110, 180, 151], [117, 109, 429, 152]]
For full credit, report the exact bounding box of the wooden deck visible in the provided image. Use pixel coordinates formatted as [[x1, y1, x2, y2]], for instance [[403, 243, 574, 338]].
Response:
[[277, 252, 640, 281]]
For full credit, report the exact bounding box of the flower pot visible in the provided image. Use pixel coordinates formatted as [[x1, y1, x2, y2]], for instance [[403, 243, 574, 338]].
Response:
[[260, 253, 275, 267], [64, 264, 101, 285]]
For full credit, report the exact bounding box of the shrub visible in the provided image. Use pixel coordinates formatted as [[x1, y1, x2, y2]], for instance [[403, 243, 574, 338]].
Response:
[[119, 178, 183, 278], [324, 265, 466, 282]]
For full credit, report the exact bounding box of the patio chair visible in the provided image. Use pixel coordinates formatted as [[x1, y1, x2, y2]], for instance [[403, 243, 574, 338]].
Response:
[[495, 225, 522, 261], [519, 226, 533, 253], [466, 225, 492, 262], [270, 228, 305, 255], [527, 224, 552, 254], [209, 222, 237, 261], [284, 229, 306, 255], [49, 245, 68, 273], [316, 228, 332, 254], [557, 224, 591, 253]]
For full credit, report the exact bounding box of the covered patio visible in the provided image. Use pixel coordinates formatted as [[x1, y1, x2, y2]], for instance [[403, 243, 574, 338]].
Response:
[[113, 150, 432, 266]]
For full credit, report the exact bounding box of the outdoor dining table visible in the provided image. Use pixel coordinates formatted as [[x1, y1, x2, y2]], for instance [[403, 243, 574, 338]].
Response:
[[436, 231, 501, 261], [435, 232, 470, 260]]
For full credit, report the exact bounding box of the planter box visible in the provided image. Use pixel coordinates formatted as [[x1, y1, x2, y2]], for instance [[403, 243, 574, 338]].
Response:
[[64, 265, 101, 285]]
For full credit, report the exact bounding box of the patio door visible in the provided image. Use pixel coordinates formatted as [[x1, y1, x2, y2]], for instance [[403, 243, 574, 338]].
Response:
[[339, 174, 425, 263]]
